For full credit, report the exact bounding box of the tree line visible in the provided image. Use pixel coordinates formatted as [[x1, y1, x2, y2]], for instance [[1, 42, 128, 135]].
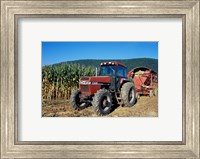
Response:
[[55, 58, 158, 73]]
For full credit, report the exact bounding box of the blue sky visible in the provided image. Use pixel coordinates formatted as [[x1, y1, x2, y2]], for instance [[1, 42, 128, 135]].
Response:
[[42, 42, 158, 66]]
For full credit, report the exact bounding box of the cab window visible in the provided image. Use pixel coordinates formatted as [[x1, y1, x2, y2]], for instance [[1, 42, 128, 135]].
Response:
[[117, 66, 127, 77], [100, 65, 116, 76]]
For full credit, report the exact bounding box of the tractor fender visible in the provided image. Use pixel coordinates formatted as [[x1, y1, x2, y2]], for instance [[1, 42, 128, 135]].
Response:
[[120, 78, 135, 88]]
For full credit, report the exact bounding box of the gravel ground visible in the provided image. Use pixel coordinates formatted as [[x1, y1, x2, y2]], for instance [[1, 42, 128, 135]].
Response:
[[42, 96, 158, 117]]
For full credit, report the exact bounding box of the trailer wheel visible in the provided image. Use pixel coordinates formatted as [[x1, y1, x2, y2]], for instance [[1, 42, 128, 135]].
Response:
[[149, 90, 154, 97], [153, 88, 158, 96], [121, 82, 136, 107], [136, 93, 140, 99], [70, 90, 87, 110], [92, 88, 112, 116]]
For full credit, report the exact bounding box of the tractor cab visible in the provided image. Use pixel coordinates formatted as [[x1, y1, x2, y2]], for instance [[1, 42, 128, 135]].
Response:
[[99, 62, 128, 91], [99, 62, 127, 78]]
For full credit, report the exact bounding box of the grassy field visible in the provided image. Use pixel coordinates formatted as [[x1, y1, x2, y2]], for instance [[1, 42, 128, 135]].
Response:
[[42, 96, 158, 117]]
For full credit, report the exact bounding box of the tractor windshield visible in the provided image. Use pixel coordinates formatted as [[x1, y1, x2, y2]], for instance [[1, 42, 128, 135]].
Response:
[[99, 65, 116, 76], [117, 65, 127, 77]]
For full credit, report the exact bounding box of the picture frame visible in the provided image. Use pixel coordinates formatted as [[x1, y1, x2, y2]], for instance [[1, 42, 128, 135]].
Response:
[[1, 0, 199, 158]]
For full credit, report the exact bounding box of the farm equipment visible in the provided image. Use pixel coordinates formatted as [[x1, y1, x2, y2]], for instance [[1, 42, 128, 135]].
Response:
[[70, 61, 137, 115], [127, 67, 158, 98]]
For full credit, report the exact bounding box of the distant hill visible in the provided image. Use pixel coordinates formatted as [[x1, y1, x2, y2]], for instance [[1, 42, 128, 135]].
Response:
[[52, 58, 158, 73]]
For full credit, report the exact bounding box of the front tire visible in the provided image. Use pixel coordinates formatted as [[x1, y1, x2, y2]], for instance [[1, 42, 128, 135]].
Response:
[[121, 82, 136, 107], [70, 90, 87, 110], [92, 89, 112, 116]]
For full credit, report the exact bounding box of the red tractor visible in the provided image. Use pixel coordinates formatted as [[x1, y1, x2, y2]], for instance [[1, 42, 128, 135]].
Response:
[[70, 61, 137, 115]]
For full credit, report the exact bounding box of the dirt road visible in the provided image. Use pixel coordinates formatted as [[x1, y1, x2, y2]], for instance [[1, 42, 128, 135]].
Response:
[[42, 96, 158, 117]]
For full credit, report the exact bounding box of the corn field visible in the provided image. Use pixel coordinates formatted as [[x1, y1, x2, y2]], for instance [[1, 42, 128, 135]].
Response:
[[42, 63, 95, 102]]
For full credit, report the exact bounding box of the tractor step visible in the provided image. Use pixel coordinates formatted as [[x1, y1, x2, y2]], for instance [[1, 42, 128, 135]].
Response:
[[116, 97, 123, 105], [115, 93, 124, 105]]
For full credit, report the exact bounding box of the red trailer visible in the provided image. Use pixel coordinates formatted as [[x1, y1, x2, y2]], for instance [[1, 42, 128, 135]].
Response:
[[127, 67, 158, 98]]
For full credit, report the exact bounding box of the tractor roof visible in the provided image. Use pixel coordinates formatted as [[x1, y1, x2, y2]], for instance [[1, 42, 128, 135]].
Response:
[[100, 61, 126, 67]]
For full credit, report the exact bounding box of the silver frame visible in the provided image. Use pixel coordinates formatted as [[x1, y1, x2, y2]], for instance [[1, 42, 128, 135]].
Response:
[[1, 1, 199, 158]]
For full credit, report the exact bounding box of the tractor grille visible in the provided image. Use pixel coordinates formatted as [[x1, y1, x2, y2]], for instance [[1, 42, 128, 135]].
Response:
[[81, 85, 89, 92]]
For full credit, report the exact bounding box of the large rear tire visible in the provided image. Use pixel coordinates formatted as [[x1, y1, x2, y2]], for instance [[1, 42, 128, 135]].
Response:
[[92, 88, 112, 116], [121, 82, 136, 107], [70, 90, 87, 110]]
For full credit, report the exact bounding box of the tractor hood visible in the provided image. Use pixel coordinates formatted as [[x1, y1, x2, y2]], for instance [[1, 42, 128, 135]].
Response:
[[79, 76, 111, 95], [80, 76, 111, 83]]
